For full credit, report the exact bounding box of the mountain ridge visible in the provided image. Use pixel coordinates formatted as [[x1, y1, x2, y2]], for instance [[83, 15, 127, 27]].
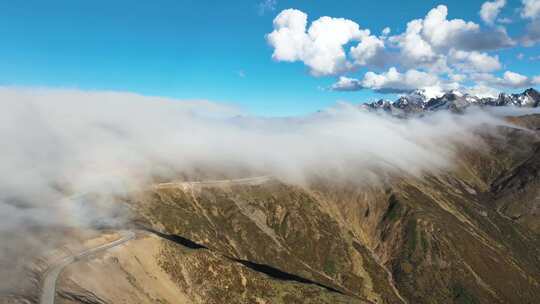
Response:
[[362, 88, 540, 114]]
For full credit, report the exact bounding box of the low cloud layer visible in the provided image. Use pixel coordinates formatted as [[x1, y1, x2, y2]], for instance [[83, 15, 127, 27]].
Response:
[[0, 87, 519, 231], [0, 87, 529, 293]]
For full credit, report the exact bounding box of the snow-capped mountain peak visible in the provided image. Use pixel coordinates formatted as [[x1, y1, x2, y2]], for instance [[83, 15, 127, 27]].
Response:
[[363, 88, 540, 114]]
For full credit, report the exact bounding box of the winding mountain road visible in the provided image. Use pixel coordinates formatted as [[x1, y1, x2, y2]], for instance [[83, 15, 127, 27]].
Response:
[[39, 176, 274, 303], [40, 230, 135, 304]]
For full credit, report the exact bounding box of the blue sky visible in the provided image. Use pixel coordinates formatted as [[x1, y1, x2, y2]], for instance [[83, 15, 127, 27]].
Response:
[[0, 0, 539, 115]]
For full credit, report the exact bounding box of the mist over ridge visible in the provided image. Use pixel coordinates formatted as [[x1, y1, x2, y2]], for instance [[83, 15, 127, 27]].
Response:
[[2, 85, 540, 301], [0, 86, 529, 231]]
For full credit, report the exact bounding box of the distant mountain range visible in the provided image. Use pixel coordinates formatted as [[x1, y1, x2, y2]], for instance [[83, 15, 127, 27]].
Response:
[[362, 88, 540, 114]]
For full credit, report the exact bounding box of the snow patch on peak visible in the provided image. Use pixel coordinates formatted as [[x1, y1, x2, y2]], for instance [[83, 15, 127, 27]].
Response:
[[405, 87, 445, 101], [448, 89, 464, 97], [465, 95, 480, 103], [422, 87, 445, 100]]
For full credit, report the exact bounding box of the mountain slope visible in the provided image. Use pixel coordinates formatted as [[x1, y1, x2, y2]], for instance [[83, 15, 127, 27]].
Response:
[[50, 114, 540, 304]]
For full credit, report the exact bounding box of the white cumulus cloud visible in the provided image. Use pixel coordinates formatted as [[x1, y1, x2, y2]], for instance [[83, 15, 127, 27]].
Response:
[[449, 49, 502, 72], [267, 5, 531, 94], [389, 19, 438, 66], [422, 5, 479, 49], [473, 71, 540, 88], [331, 67, 458, 94], [480, 0, 506, 25], [349, 34, 387, 67], [331, 76, 363, 91], [521, 0, 540, 19], [266, 9, 368, 75], [500, 71, 540, 87], [389, 5, 512, 70]]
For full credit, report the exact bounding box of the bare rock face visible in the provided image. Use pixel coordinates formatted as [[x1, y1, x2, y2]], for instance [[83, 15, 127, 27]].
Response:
[[53, 114, 540, 304]]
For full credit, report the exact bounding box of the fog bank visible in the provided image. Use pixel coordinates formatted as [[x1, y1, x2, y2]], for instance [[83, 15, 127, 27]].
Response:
[[0, 87, 524, 294]]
